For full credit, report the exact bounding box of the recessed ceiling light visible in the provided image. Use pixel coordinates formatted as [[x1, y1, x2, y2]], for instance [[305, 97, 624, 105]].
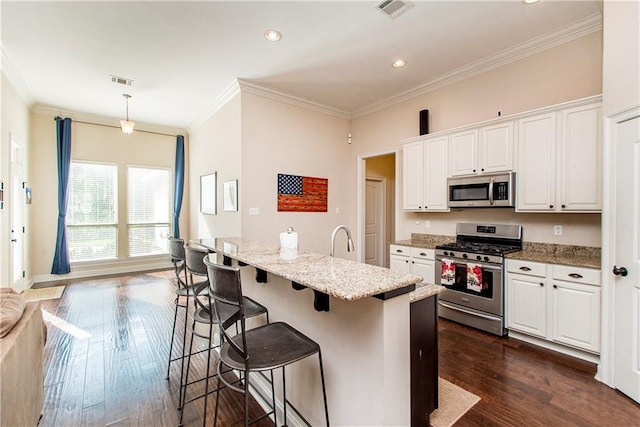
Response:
[[264, 29, 282, 42], [392, 59, 407, 68], [523, 0, 540, 4]]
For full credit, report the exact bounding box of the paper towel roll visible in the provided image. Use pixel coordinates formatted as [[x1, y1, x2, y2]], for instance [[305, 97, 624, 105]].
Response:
[[280, 231, 298, 260]]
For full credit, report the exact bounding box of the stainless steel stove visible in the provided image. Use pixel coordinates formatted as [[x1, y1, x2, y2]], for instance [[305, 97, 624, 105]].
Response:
[[436, 223, 522, 336]]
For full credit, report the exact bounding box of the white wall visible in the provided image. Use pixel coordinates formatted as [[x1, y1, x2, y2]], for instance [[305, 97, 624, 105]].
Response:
[[240, 92, 352, 256], [1, 72, 31, 288], [187, 93, 242, 241], [351, 32, 604, 247], [29, 111, 187, 281], [602, 0, 640, 116]]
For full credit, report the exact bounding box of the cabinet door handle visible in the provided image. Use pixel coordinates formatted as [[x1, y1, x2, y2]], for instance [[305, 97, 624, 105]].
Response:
[[553, 284, 558, 289], [540, 282, 544, 287], [519, 266, 532, 271], [568, 273, 583, 279], [549, 204, 554, 209], [561, 204, 566, 208]]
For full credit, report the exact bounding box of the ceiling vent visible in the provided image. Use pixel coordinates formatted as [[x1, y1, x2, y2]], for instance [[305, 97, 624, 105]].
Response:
[[376, 0, 413, 19], [111, 75, 134, 86]]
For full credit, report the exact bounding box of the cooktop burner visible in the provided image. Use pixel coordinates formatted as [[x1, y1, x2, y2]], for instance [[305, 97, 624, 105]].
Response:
[[436, 241, 521, 256], [435, 223, 523, 257]]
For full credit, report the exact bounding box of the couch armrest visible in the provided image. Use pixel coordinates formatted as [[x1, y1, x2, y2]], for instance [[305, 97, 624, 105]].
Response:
[[0, 302, 45, 427]]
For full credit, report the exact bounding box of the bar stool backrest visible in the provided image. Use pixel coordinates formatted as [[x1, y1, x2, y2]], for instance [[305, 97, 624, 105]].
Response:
[[184, 244, 208, 277], [168, 237, 185, 263], [204, 257, 248, 360]]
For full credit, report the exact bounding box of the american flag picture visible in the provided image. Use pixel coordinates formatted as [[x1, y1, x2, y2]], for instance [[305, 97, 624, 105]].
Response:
[[277, 174, 328, 212]]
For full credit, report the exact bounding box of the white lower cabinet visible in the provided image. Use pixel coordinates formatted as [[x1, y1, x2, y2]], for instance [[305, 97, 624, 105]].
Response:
[[506, 259, 601, 354], [389, 245, 435, 284]]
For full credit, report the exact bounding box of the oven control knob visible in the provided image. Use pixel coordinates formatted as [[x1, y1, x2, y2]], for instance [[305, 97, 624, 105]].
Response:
[[476, 255, 482, 261], [450, 252, 455, 258], [484, 256, 490, 262], [462, 253, 468, 259]]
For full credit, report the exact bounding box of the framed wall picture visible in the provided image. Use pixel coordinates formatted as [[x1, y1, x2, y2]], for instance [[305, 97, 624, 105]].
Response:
[[223, 179, 238, 212], [200, 172, 217, 214]]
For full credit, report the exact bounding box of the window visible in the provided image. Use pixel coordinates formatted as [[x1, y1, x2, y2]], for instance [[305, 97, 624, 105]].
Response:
[[127, 167, 171, 257], [67, 162, 118, 262]]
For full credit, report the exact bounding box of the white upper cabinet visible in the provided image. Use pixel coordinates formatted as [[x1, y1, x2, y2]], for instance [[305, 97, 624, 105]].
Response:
[[517, 101, 602, 213], [480, 122, 514, 174], [449, 122, 514, 177], [559, 104, 602, 211], [423, 136, 449, 211], [402, 136, 449, 212], [517, 113, 557, 211], [402, 141, 424, 210], [449, 130, 478, 176]]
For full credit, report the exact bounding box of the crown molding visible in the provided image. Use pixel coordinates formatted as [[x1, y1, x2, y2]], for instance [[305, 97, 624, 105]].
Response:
[[31, 104, 186, 137], [1, 44, 36, 107], [187, 79, 242, 132], [237, 79, 351, 120], [352, 13, 603, 119]]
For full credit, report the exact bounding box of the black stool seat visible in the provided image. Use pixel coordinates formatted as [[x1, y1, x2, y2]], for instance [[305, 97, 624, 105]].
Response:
[[220, 322, 320, 371]]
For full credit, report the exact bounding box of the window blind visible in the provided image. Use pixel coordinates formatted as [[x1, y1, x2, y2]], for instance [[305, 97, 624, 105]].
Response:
[[67, 162, 118, 261], [127, 167, 171, 257]]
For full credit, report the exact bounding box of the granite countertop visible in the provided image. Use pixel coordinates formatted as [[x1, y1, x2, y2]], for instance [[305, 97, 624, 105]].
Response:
[[506, 242, 601, 269], [194, 237, 423, 301], [409, 284, 445, 303], [393, 233, 456, 250]]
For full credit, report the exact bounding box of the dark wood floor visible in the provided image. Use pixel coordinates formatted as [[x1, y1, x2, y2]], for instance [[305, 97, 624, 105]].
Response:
[[37, 271, 639, 426]]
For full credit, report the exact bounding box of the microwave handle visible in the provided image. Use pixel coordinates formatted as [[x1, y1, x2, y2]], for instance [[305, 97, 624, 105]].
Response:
[[488, 177, 494, 205]]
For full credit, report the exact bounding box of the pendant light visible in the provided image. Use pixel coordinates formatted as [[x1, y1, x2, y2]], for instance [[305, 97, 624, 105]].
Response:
[[120, 94, 135, 134]]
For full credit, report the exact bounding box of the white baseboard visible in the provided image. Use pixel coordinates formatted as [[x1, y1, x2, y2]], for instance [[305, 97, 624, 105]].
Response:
[[32, 259, 172, 284], [508, 330, 600, 364]]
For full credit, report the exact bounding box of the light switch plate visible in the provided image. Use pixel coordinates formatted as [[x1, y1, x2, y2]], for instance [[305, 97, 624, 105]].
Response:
[[249, 207, 260, 216]]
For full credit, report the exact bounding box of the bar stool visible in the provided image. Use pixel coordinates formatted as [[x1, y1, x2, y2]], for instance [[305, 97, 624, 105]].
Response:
[[180, 245, 269, 427], [204, 258, 330, 427], [166, 237, 207, 408]]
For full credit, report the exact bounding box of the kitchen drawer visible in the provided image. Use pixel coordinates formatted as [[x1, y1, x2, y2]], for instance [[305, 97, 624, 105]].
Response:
[[552, 265, 600, 286], [411, 247, 435, 260], [507, 259, 547, 277], [390, 245, 410, 257]]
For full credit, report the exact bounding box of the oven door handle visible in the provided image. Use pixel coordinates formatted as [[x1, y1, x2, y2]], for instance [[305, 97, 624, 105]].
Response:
[[438, 301, 503, 321], [436, 259, 503, 272]]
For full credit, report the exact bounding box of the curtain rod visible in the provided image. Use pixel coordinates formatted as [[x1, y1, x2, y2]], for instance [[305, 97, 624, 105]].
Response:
[[54, 117, 180, 138]]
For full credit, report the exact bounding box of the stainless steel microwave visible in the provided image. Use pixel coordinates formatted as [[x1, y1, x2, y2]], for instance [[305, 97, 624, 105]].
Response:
[[448, 172, 515, 208]]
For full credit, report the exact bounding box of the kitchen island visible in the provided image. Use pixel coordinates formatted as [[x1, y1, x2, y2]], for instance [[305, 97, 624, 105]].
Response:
[[195, 237, 443, 426]]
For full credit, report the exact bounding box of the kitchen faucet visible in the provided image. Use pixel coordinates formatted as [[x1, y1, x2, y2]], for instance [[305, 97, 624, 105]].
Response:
[[330, 225, 355, 257]]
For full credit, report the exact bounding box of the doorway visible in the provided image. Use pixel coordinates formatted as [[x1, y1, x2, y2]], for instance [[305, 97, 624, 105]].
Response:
[[358, 151, 396, 268]]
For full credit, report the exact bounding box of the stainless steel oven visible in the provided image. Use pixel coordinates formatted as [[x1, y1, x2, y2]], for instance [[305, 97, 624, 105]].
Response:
[[435, 223, 522, 336]]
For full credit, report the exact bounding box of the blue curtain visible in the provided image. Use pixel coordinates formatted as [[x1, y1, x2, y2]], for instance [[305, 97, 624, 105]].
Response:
[[51, 117, 72, 274], [173, 135, 185, 238]]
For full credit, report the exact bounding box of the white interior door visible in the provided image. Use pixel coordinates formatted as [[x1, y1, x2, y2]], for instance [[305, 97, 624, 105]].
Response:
[[365, 178, 385, 267], [10, 137, 26, 292], [613, 113, 640, 403]]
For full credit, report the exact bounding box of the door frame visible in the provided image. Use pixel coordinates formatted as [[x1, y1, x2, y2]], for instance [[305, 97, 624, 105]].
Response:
[[10, 133, 26, 292], [365, 176, 387, 267], [599, 104, 640, 387], [356, 147, 399, 263]]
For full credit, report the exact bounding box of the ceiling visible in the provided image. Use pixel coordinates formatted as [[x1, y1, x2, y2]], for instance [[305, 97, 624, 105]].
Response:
[[1, 1, 602, 130]]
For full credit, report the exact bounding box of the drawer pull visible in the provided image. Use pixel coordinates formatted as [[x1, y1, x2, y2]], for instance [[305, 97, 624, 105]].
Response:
[[396, 249, 403, 253], [419, 252, 427, 257], [519, 266, 532, 271], [568, 273, 583, 279]]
